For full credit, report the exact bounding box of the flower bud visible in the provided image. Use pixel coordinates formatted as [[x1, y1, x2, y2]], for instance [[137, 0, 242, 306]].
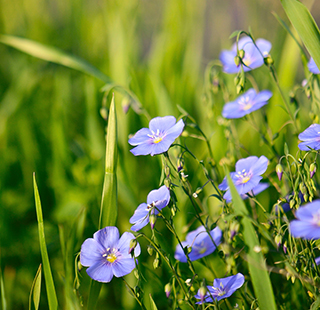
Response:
[[234, 55, 241, 66], [129, 238, 138, 255], [275, 235, 282, 250], [153, 254, 161, 269], [229, 222, 240, 239], [147, 245, 154, 256], [165, 283, 172, 298], [164, 178, 171, 188], [238, 49, 245, 59], [283, 241, 287, 254], [198, 285, 207, 303], [264, 54, 274, 65], [149, 214, 157, 230], [310, 163, 317, 178], [276, 164, 283, 181]]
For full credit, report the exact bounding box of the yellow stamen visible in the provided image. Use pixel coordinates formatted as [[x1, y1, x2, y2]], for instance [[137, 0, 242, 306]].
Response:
[[198, 247, 207, 254], [107, 253, 117, 263], [153, 137, 163, 144], [242, 176, 250, 183]]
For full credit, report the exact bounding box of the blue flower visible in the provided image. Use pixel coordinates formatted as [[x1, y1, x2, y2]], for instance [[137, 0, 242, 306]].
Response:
[[80, 227, 141, 283], [128, 116, 185, 156], [308, 57, 320, 74], [174, 226, 222, 262], [130, 185, 170, 231], [298, 124, 320, 151], [290, 200, 320, 240], [222, 88, 272, 119], [220, 37, 271, 74], [219, 156, 269, 202], [195, 273, 245, 304]]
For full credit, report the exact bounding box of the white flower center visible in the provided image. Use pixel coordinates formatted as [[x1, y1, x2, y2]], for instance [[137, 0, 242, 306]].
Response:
[[148, 129, 163, 144], [212, 283, 226, 297], [235, 169, 252, 185], [313, 211, 320, 227], [103, 248, 118, 263], [239, 95, 252, 110]]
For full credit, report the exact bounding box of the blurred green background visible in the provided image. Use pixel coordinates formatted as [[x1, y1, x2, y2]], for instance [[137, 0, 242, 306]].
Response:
[[1, 0, 320, 309]]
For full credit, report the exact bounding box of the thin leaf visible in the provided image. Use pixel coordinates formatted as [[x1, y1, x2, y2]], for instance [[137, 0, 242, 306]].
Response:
[[33, 174, 58, 310], [0, 34, 111, 84], [0, 267, 7, 310], [226, 171, 277, 310], [310, 293, 320, 309], [88, 94, 118, 310], [29, 264, 42, 310], [281, 0, 320, 70], [149, 294, 159, 310]]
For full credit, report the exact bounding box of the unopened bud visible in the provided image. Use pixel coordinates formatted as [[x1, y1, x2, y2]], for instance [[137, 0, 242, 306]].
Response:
[[276, 164, 283, 181], [236, 85, 243, 94], [234, 56, 241, 66], [164, 178, 171, 188], [310, 163, 317, 178], [289, 199, 295, 209], [275, 235, 282, 250], [165, 283, 172, 298], [129, 239, 138, 255], [229, 222, 240, 239], [165, 166, 170, 176], [147, 245, 154, 256], [238, 49, 245, 59], [198, 286, 207, 303], [134, 286, 141, 298], [149, 214, 157, 230], [264, 54, 274, 65], [283, 241, 287, 254], [153, 254, 161, 269]]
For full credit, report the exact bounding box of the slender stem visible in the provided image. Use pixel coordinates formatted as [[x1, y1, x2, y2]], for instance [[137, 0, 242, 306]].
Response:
[[121, 278, 147, 310]]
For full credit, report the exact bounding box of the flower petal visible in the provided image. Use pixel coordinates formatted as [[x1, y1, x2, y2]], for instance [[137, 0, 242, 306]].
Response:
[[117, 232, 141, 258], [94, 227, 119, 250], [290, 221, 320, 240], [130, 143, 153, 156], [147, 185, 170, 206], [219, 50, 239, 74], [250, 155, 269, 176], [86, 261, 114, 283], [80, 238, 104, 267], [235, 156, 258, 172], [112, 258, 136, 278], [298, 141, 320, 151], [129, 203, 148, 224], [128, 128, 152, 146], [174, 241, 189, 263], [298, 124, 320, 140], [149, 116, 177, 133]]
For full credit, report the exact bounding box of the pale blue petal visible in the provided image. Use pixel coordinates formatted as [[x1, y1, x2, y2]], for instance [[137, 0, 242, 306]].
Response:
[[295, 201, 320, 221], [253, 90, 272, 103], [235, 156, 258, 173], [130, 143, 152, 156], [222, 102, 244, 119], [86, 261, 114, 283], [298, 141, 320, 151], [80, 238, 104, 267], [129, 203, 148, 223], [308, 58, 320, 74], [219, 50, 239, 74], [150, 139, 173, 156], [112, 258, 136, 278], [290, 221, 320, 240], [250, 155, 269, 176], [218, 177, 228, 191], [130, 216, 150, 232], [174, 241, 189, 263], [117, 232, 141, 258], [128, 128, 152, 146], [256, 39, 272, 55], [298, 124, 320, 140], [236, 175, 262, 195], [149, 116, 176, 133], [94, 227, 119, 249], [147, 185, 170, 205]]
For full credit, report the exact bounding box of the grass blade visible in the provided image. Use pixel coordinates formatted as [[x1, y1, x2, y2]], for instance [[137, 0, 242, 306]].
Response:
[[0, 267, 7, 310], [0, 34, 111, 84], [226, 172, 277, 310], [29, 264, 42, 310], [33, 174, 58, 310], [87, 94, 118, 310], [281, 0, 320, 70], [149, 294, 159, 310]]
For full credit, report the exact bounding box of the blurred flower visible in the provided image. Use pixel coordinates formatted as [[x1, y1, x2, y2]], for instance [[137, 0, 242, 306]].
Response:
[[290, 200, 320, 240], [219, 156, 269, 202], [222, 88, 272, 119], [241, 183, 269, 199], [220, 37, 271, 74], [80, 227, 141, 283], [128, 116, 184, 156], [298, 124, 320, 151], [308, 57, 320, 74], [130, 185, 170, 231], [315, 257, 320, 266], [195, 273, 245, 304], [174, 226, 222, 262]]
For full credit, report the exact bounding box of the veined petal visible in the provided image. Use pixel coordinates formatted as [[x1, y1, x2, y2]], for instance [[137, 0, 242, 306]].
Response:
[[117, 232, 141, 258], [250, 155, 269, 175], [130, 143, 152, 156], [235, 156, 258, 172], [129, 203, 148, 223], [165, 119, 185, 137], [222, 102, 245, 119], [150, 139, 174, 156], [130, 216, 150, 232], [236, 175, 262, 195], [128, 128, 152, 146], [80, 238, 104, 266], [147, 185, 170, 205], [112, 258, 136, 278], [295, 201, 320, 221], [149, 116, 177, 133], [94, 227, 119, 249], [253, 90, 272, 103], [256, 38, 272, 55], [218, 177, 228, 191], [219, 50, 239, 74], [298, 124, 320, 140], [290, 220, 320, 239], [86, 261, 114, 283], [298, 141, 320, 151]]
